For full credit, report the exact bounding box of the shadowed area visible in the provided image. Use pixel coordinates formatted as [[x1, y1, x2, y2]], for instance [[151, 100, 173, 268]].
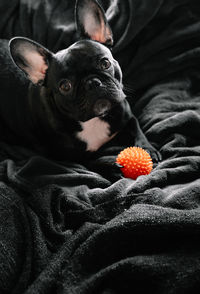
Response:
[[1, 0, 200, 293]]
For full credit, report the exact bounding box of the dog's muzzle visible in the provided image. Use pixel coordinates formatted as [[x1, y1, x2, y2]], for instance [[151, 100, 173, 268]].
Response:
[[85, 77, 102, 91]]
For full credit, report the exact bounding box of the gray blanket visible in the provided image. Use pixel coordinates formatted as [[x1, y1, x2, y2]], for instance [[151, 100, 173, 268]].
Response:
[[1, 0, 200, 293]]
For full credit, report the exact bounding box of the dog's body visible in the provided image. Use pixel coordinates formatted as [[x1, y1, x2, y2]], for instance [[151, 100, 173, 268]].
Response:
[[1, 0, 161, 164]]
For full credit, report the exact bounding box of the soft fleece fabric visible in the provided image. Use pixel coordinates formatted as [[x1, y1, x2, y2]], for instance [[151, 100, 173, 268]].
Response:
[[1, 0, 200, 293]]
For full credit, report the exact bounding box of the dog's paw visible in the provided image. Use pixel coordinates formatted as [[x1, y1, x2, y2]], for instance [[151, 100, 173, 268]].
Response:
[[110, 162, 124, 179], [144, 146, 162, 165], [89, 156, 124, 182], [134, 141, 161, 164]]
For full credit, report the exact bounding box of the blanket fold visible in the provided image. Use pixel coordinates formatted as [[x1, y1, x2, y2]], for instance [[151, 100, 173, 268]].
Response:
[[1, 0, 200, 293]]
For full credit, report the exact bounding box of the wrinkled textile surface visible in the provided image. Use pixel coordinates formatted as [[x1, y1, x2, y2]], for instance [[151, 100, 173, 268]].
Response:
[[1, 0, 200, 293]]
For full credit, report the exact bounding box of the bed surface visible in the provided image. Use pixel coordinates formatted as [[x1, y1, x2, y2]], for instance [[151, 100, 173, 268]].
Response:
[[1, 0, 200, 293]]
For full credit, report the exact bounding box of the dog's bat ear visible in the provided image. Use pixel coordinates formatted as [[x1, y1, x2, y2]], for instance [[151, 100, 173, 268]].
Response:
[[75, 0, 113, 47], [9, 37, 52, 85]]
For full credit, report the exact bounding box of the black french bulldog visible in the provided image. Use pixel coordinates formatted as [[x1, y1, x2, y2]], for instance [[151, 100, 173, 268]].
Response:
[[7, 0, 161, 166]]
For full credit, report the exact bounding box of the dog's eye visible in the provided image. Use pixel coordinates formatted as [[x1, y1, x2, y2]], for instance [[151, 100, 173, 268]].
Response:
[[100, 58, 111, 70], [59, 79, 72, 95]]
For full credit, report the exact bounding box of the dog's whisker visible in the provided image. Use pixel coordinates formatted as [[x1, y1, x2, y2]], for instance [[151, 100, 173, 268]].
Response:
[[123, 84, 135, 96]]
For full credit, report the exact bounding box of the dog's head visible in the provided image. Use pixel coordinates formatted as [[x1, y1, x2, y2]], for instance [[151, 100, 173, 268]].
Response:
[[9, 0, 125, 122]]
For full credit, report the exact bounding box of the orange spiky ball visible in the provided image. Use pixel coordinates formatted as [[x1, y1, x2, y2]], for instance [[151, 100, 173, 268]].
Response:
[[116, 147, 153, 180]]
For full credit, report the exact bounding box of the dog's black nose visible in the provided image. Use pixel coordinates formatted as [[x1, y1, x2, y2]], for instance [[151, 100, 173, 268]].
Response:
[[85, 78, 102, 90]]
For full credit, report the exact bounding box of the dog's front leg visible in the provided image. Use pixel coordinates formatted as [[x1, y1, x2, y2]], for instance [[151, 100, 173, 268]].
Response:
[[128, 115, 162, 164]]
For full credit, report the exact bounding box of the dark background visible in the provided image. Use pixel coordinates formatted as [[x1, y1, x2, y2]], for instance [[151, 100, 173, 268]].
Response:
[[1, 0, 200, 293]]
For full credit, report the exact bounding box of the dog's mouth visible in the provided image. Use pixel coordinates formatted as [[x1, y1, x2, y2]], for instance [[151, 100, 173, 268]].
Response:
[[93, 91, 126, 118], [93, 99, 112, 117]]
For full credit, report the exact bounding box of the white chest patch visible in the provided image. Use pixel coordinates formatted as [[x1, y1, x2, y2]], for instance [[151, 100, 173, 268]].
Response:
[[76, 117, 117, 152]]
